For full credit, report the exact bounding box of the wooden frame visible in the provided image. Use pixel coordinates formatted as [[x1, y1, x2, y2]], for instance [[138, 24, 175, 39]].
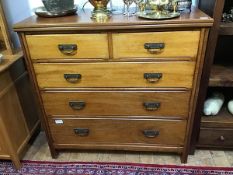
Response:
[[0, 2, 14, 54]]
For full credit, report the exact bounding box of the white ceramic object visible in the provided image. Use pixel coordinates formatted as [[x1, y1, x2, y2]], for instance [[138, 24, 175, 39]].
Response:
[[228, 100, 233, 115], [203, 92, 225, 116], [0, 54, 3, 64]]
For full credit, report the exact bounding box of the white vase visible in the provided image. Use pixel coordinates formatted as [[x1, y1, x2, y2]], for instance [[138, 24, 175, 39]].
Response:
[[203, 92, 225, 116], [228, 100, 233, 115]]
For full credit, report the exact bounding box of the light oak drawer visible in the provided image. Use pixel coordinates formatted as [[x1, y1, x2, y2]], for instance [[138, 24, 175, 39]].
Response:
[[26, 34, 109, 60], [112, 31, 200, 60], [42, 91, 191, 118], [34, 62, 195, 88], [49, 118, 186, 146], [198, 128, 233, 147]]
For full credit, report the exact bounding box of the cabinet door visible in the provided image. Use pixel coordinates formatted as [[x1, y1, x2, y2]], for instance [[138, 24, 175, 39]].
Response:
[[0, 131, 8, 156]]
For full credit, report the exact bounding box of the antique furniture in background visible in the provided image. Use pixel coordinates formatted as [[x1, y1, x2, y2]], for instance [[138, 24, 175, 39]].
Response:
[[14, 8, 212, 163], [191, 0, 233, 151], [0, 2, 40, 169]]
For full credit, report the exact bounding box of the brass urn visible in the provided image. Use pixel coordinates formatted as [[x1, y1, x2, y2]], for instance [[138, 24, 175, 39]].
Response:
[[89, 0, 111, 21]]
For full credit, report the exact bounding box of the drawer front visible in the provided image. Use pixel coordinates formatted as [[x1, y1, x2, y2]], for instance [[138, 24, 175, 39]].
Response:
[[34, 62, 195, 88], [198, 128, 233, 147], [112, 31, 200, 60], [49, 118, 186, 146], [26, 34, 109, 59], [42, 91, 191, 118]]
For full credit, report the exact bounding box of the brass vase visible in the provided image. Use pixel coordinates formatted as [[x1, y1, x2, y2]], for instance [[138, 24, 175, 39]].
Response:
[[89, 0, 111, 21]]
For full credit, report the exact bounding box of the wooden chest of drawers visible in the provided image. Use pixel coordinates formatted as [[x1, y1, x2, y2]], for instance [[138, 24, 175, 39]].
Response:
[[14, 8, 213, 163]]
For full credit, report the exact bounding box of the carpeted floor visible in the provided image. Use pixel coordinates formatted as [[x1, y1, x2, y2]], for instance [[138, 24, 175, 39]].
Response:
[[1, 160, 233, 175], [0, 161, 233, 175]]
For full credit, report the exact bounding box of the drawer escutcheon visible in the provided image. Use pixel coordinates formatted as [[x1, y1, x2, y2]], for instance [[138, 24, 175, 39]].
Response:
[[144, 43, 165, 54], [143, 102, 161, 111], [58, 44, 78, 56], [69, 101, 86, 110], [74, 128, 89, 137], [144, 73, 163, 83], [143, 130, 160, 138], [64, 74, 82, 84]]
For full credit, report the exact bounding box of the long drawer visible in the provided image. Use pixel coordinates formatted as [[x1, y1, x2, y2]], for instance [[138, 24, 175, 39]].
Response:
[[42, 90, 191, 118], [112, 31, 200, 60], [26, 34, 109, 60], [198, 128, 233, 147], [34, 62, 195, 88], [49, 118, 186, 146]]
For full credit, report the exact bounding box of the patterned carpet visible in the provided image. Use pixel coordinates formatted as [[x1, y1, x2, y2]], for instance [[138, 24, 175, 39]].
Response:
[[1, 161, 233, 175]]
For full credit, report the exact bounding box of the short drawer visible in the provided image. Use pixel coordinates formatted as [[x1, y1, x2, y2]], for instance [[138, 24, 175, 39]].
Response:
[[112, 31, 200, 60], [42, 90, 191, 118], [26, 34, 109, 60], [34, 62, 195, 88], [198, 128, 233, 147], [49, 118, 186, 146]]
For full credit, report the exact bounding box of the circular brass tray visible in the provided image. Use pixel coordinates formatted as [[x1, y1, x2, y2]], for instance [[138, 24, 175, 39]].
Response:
[[136, 11, 180, 20], [35, 5, 77, 18]]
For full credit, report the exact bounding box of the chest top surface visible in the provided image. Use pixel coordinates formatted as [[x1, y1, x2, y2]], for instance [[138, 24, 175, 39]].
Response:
[[14, 7, 213, 32]]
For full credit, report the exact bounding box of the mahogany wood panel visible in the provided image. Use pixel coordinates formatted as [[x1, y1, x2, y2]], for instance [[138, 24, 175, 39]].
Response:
[[49, 118, 186, 146], [209, 64, 233, 87], [201, 107, 233, 128], [26, 34, 109, 60], [42, 90, 191, 118], [112, 31, 200, 60], [34, 62, 195, 89], [198, 128, 233, 148]]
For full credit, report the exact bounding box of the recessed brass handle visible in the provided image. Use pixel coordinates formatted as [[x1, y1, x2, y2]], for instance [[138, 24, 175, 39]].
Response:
[[143, 102, 161, 111], [69, 101, 86, 110], [144, 43, 165, 54], [64, 74, 81, 83], [58, 44, 77, 55], [144, 73, 163, 83], [74, 128, 89, 137], [143, 130, 160, 138]]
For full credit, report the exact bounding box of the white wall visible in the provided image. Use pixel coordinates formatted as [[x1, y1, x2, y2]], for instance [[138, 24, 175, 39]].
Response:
[[28, 0, 197, 10], [1, 0, 32, 48]]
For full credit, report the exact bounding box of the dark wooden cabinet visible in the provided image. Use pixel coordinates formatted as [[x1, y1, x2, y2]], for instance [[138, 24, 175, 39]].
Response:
[[191, 0, 233, 151]]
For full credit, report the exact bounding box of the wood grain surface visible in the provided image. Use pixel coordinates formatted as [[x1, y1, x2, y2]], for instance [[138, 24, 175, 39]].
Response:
[[112, 31, 200, 60], [42, 90, 191, 118], [34, 62, 195, 89], [49, 118, 186, 146], [26, 34, 109, 60]]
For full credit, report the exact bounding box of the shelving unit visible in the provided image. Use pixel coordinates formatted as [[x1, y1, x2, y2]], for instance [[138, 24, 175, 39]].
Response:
[[209, 65, 233, 87], [190, 0, 233, 151]]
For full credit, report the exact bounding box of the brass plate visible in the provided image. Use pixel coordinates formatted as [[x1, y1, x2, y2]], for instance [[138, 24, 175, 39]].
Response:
[[137, 11, 180, 20], [35, 5, 77, 18]]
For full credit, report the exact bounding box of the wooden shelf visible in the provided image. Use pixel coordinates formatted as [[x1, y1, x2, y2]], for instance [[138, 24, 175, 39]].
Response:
[[202, 107, 233, 128], [219, 22, 233, 35], [209, 64, 233, 87]]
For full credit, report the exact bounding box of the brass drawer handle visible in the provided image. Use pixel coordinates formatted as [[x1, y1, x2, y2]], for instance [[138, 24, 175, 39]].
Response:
[[64, 74, 81, 83], [58, 44, 77, 55], [143, 102, 160, 111], [74, 128, 89, 137], [69, 101, 86, 110], [144, 43, 165, 54], [143, 130, 160, 138], [144, 73, 163, 83]]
